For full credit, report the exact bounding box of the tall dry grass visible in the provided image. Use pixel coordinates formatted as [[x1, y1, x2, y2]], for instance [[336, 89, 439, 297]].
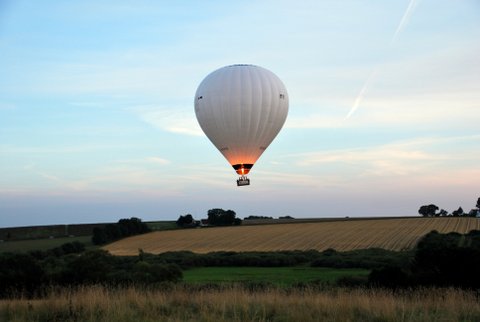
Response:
[[1, 285, 479, 321]]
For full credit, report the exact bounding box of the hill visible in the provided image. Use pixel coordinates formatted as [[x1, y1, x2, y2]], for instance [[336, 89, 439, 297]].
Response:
[[104, 217, 480, 255]]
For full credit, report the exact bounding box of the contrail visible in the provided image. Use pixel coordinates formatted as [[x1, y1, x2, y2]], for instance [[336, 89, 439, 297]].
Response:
[[345, 0, 420, 120], [391, 0, 420, 46], [344, 67, 377, 120]]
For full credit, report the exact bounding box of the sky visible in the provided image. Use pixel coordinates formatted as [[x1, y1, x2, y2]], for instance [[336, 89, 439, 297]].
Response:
[[0, 0, 479, 227]]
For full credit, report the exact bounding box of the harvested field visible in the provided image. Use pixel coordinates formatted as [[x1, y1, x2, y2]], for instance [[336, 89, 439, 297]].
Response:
[[104, 217, 480, 255]]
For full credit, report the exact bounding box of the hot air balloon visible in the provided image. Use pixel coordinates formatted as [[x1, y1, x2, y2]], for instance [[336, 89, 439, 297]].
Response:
[[194, 64, 289, 186]]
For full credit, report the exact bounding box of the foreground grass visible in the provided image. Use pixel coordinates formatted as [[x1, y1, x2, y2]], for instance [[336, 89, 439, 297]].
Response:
[[183, 266, 369, 286], [1, 286, 480, 322]]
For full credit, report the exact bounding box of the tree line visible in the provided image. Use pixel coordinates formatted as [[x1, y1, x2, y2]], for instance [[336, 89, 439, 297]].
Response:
[[0, 244, 182, 298], [176, 208, 242, 228], [418, 197, 480, 217], [92, 217, 151, 245], [176, 208, 294, 228]]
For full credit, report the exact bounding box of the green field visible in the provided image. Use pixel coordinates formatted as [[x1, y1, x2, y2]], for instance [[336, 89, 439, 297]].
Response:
[[182, 266, 369, 286], [145, 221, 177, 231], [0, 235, 94, 253]]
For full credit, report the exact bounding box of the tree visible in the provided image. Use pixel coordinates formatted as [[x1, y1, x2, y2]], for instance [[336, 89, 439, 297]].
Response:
[[207, 208, 240, 226], [438, 209, 448, 217], [418, 204, 439, 217], [60, 250, 113, 285], [176, 214, 195, 227], [92, 227, 107, 245], [477, 197, 480, 209], [91, 217, 151, 245], [118, 217, 150, 236], [452, 207, 464, 217], [468, 209, 479, 217], [244, 215, 273, 220], [411, 230, 480, 288]]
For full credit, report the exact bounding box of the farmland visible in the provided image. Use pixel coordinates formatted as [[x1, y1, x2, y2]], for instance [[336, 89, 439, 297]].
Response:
[[104, 217, 480, 255]]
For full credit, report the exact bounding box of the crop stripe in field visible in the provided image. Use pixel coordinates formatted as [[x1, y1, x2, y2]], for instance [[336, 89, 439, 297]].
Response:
[[399, 219, 420, 250], [452, 218, 461, 234], [463, 217, 478, 232], [359, 222, 381, 249], [439, 217, 453, 234], [410, 218, 436, 248], [383, 220, 404, 250], [385, 220, 408, 251], [406, 218, 434, 249], [271, 226, 303, 251], [457, 218, 466, 234], [362, 223, 388, 249]]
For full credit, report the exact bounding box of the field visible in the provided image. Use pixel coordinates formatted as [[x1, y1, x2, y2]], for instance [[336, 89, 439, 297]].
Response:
[[0, 220, 175, 253], [0, 235, 94, 253], [2, 285, 480, 322], [104, 217, 480, 255], [0, 223, 106, 241], [183, 267, 369, 286]]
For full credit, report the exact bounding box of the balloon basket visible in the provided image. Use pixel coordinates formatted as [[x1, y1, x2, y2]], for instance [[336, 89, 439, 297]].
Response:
[[237, 176, 250, 186]]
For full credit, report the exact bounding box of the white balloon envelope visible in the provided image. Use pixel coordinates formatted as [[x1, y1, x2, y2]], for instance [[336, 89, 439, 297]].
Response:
[[194, 64, 289, 185]]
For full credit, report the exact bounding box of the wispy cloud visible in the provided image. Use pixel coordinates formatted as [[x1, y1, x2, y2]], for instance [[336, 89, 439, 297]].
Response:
[[285, 114, 344, 129], [0, 144, 131, 155], [145, 157, 171, 165], [131, 105, 203, 136], [291, 135, 480, 177]]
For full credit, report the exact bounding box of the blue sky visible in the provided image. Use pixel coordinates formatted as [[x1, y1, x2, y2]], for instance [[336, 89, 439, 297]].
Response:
[[1, 0, 479, 227]]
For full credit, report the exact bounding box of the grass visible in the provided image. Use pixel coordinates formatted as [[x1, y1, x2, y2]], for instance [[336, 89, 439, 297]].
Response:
[[2, 285, 480, 321], [0, 236, 94, 253], [105, 217, 480, 255], [182, 266, 369, 286], [145, 221, 177, 231]]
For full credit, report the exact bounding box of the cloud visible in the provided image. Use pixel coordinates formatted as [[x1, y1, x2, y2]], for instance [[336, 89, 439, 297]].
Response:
[[131, 105, 203, 136], [145, 157, 171, 165], [285, 114, 344, 129], [0, 144, 128, 155], [290, 135, 480, 177]]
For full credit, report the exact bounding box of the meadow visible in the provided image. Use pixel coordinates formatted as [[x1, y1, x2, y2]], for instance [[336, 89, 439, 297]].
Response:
[[1, 285, 480, 322], [104, 217, 480, 255], [182, 266, 369, 286], [0, 236, 94, 253]]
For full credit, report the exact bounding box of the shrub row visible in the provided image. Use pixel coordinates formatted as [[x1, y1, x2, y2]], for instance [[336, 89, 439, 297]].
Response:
[[0, 245, 181, 298]]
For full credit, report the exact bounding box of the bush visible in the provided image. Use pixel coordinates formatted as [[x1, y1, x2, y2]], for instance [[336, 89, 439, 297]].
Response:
[[368, 266, 409, 288], [311, 248, 412, 269], [0, 252, 45, 297], [411, 230, 480, 288]]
